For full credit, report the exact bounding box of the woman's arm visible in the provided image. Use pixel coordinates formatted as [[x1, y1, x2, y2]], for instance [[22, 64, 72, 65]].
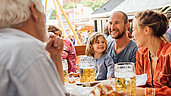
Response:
[[65, 38, 77, 73], [136, 86, 171, 96], [155, 86, 171, 96]]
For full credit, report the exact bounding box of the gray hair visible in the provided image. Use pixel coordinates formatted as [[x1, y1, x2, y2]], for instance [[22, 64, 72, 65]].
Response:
[[0, 0, 44, 28]]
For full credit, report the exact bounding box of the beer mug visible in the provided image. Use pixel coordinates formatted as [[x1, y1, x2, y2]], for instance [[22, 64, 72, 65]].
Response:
[[115, 62, 136, 96], [62, 59, 69, 82], [79, 56, 95, 82]]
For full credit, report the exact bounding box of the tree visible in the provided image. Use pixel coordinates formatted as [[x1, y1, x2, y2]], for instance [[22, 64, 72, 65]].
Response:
[[92, 0, 106, 11], [63, 2, 75, 9], [80, 0, 93, 8], [80, 0, 106, 11], [49, 0, 107, 19], [49, 10, 56, 20]]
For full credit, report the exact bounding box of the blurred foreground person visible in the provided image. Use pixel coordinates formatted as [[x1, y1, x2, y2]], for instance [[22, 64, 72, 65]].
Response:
[[0, 0, 66, 96], [48, 25, 77, 73], [132, 10, 171, 95]]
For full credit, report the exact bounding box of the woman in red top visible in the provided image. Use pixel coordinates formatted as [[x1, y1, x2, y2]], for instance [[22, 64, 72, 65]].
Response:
[[48, 25, 77, 73], [132, 10, 171, 95]]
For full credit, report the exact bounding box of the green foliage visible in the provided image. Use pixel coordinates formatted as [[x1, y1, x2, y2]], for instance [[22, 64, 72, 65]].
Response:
[[63, 2, 75, 9], [80, 0, 106, 11], [80, 0, 93, 7], [93, 0, 106, 11], [49, 10, 56, 20], [50, 0, 107, 19], [62, 0, 106, 10]]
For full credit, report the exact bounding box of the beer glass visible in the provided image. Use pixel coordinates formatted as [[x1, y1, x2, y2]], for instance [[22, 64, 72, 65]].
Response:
[[62, 59, 69, 82], [79, 56, 95, 82], [115, 62, 136, 96]]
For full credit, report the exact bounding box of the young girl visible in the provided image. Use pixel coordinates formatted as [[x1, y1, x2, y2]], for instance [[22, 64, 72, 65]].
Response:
[[86, 32, 114, 80]]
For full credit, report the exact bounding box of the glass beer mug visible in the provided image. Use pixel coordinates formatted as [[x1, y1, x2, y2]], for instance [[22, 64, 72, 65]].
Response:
[[115, 62, 136, 96], [79, 56, 95, 82], [62, 59, 69, 82]]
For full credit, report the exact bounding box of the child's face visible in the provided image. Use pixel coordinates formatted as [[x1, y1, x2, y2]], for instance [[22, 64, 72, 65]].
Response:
[[93, 36, 106, 54]]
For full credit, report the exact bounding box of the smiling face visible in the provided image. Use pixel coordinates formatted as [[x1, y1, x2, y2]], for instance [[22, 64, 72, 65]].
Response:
[[132, 19, 146, 47], [108, 12, 127, 39], [92, 36, 107, 54]]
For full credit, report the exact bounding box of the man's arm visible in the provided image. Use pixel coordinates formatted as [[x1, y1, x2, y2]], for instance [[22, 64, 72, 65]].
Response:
[[50, 53, 64, 84], [46, 36, 64, 84]]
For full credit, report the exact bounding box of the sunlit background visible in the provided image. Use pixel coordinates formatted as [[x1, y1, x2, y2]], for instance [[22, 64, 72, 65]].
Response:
[[42, 0, 171, 41]]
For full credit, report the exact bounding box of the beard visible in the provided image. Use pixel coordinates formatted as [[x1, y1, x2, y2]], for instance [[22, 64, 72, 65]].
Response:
[[110, 26, 126, 39], [115, 29, 125, 39]]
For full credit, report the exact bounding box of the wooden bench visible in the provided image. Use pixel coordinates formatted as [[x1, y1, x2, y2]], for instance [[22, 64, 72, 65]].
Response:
[[74, 45, 86, 56], [74, 45, 86, 69]]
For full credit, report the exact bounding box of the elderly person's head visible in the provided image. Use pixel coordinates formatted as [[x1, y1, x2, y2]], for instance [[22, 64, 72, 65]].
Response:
[[0, 0, 47, 42], [0, 0, 44, 28], [48, 25, 62, 37], [132, 10, 169, 47]]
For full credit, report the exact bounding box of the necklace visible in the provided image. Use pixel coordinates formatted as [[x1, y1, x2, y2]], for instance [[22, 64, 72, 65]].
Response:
[[150, 53, 154, 57], [150, 45, 159, 57]]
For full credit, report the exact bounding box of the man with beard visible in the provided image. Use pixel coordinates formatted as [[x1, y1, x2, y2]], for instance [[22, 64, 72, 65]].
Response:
[[107, 11, 138, 64]]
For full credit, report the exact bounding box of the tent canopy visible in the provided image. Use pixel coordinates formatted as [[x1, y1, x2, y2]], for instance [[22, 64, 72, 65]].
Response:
[[92, 0, 125, 14], [92, 0, 171, 18], [111, 0, 171, 13]]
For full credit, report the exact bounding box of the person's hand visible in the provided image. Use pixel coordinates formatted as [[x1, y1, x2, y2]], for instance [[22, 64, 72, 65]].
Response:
[[106, 91, 128, 96], [45, 35, 64, 57], [46, 35, 64, 84], [136, 87, 145, 96], [68, 72, 79, 77], [107, 77, 113, 80]]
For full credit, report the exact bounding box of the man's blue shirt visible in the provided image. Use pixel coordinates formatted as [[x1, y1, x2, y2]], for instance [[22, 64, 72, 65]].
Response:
[[108, 39, 138, 64]]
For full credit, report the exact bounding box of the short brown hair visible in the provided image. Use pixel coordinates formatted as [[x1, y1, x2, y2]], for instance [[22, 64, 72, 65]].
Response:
[[115, 11, 128, 24], [85, 32, 108, 57]]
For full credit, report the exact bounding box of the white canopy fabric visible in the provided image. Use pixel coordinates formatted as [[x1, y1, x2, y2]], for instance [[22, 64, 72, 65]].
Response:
[[92, 0, 171, 18], [111, 0, 171, 13]]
